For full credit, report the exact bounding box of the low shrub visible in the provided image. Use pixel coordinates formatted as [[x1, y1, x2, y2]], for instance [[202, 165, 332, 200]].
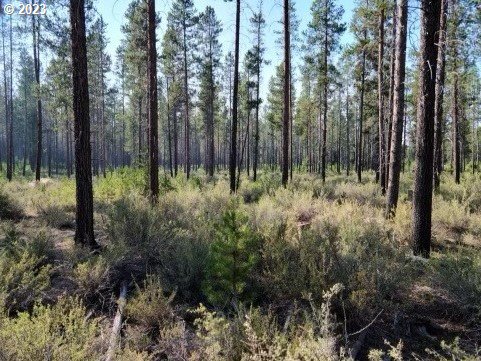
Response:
[[0, 187, 23, 220], [0, 297, 102, 361], [0, 225, 53, 312], [429, 250, 481, 313], [73, 255, 111, 305], [240, 182, 264, 204], [125, 275, 175, 332], [106, 194, 208, 299]]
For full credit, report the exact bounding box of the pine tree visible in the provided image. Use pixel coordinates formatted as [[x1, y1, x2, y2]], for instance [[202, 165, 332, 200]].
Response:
[[32, 14, 42, 181], [226, 0, 241, 193], [121, 0, 149, 167], [147, 0, 159, 201], [248, 3, 266, 182], [433, 0, 448, 189], [197, 6, 222, 178], [412, 0, 441, 258], [306, 0, 345, 183], [385, 0, 408, 217], [70, 0, 97, 248], [282, 0, 291, 187], [168, 0, 198, 179]]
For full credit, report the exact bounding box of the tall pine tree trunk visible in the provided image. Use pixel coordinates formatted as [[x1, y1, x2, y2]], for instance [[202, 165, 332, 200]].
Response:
[[452, 74, 460, 184], [433, 0, 448, 189], [148, 0, 159, 201], [70, 0, 97, 248], [166, 78, 173, 177], [230, 0, 240, 193], [346, 91, 350, 176], [9, 14, 13, 176], [385, 0, 408, 217], [357, 39, 366, 183], [282, 0, 290, 187], [321, 2, 328, 183], [412, 0, 441, 258], [33, 15, 42, 182], [378, 8, 386, 194], [2, 16, 11, 181], [182, 15, 191, 179], [386, 4, 397, 189]]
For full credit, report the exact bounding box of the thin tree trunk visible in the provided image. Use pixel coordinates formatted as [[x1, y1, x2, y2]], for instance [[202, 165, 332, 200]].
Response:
[[412, 0, 441, 258], [346, 90, 350, 176], [23, 81, 28, 176], [33, 15, 42, 182], [433, 0, 448, 189], [173, 100, 179, 177], [2, 16, 11, 180], [452, 74, 460, 184], [386, 3, 397, 189], [100, 17, 107, 178], [321, 1, 328, 183], [357, 40, 366, 183], [282, 0, 290, 187], [230, 0, 241, 193], [182, 13, 191, 179], [166, 78, 173, 177], [378, 8, 386, 194], [138, 95, 142, 165], [148, 0, 159, 201], [8, 14, 14, 177], [385, 0, 408, 217]]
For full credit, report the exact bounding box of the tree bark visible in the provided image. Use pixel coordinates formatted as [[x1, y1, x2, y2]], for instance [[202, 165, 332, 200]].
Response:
[[2, 16, 11, 181], [378, 8, 386, 194], [357, 40, 366, 183], [148, 0, 159, 201], [346, 90, 350, 176], [321, 0, 329, 183], [433, 0, 448, 189], [8, 14, 14, 179], [386, 3, 397, 189], [282, 0, 290, 187], [182, 11, 190, 179], [452, 74, 460, 184], [33, 15, 42, 182], [412, 0, 441, 258], [230, 0, 240, 193], [385, 0, 408, 217], [70, 0, 97, 248]]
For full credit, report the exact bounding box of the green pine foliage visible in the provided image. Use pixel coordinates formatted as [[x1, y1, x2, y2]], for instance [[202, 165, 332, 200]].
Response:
[[203, 210, 261, 305]]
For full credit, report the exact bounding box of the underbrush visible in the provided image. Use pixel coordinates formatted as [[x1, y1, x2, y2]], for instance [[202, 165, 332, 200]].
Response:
[[0, 224, 54, 313], [0, 186, 23, 220], [0, 297, 103, 361], [2, 170, 481, 359]]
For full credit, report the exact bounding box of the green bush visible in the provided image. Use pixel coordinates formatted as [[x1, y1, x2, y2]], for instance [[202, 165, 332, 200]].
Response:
[[429, 250, 481, 312], [106, 194, 208, 299], [240, 182, 264, 204], [0, 297, 102, 361], [191, 284, 347, 361], [0, 187, 23, 220], [125, 275, 175, 332], [0, 225, 53, 312], [73, 255, 111, 305]]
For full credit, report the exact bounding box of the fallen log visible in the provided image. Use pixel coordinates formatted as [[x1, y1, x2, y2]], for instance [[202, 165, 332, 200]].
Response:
[[106, 281, 128, 361]]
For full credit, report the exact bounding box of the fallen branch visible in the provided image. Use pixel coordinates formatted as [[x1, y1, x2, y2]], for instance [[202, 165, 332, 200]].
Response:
[[348, 309, 383, 359], [106, 281, 128, 361], [348, 309, 383, 338]]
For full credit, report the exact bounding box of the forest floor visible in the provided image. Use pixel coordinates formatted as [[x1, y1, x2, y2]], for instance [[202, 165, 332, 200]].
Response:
[[1, 169, 481, 360]]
